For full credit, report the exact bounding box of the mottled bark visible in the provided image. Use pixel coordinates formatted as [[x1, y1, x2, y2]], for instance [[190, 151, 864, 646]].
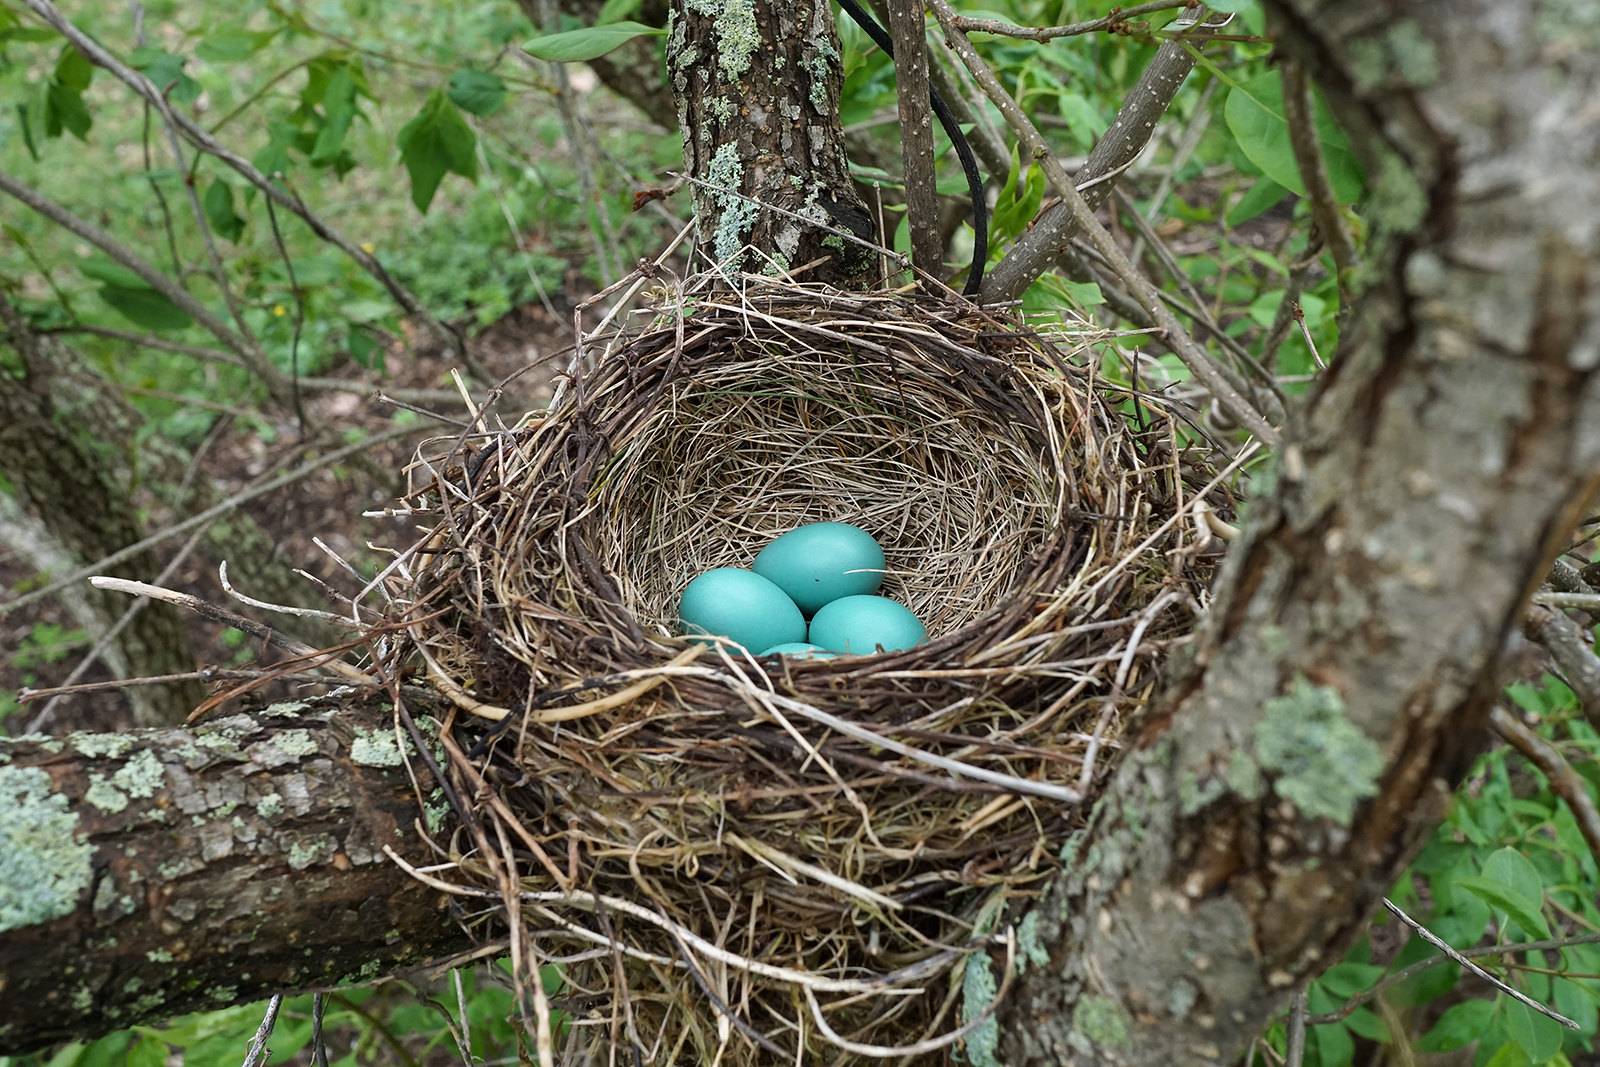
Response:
[[995, 2, 1600, 1063], [667, 0, 876, 282], [0, 329, 206, 726], [0, 693, 469, 1054]]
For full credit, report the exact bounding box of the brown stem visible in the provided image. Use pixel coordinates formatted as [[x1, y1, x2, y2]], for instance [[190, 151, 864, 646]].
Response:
[[886, 0, 942, 277]]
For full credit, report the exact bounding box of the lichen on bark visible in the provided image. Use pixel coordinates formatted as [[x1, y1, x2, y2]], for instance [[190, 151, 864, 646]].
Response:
[[667, 0, 875, 283]]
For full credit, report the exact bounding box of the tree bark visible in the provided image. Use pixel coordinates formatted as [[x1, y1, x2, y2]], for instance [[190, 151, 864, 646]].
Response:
[[0, 315, 206, 726], [667, 0, 877, 282], [993, 2, 1600, 1063], [0, 693, 470, 1054]]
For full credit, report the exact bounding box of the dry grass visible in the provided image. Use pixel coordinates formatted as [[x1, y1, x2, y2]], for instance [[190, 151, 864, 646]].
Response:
[[377, 274, 1234, 1064]]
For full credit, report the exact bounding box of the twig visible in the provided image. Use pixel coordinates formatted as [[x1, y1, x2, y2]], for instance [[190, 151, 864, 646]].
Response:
[[1284, 989, 1307, 1067], [240, 994, 284, 1067], [932, 0, 1279, 444], [0, 169, 291, 401], [20, 0, 472, 375], [1377, 899, 1578, 1029], [885, 0, 942, 276], [1524, 604, 1600, 731], [1, 424, 418, 618], [1304, 930, 1600, 1025], [1280, 60, 1355, 285], [1491, 706, 1600, 868], [947, 0, 1186, 41], [88, 575, 375, 685]]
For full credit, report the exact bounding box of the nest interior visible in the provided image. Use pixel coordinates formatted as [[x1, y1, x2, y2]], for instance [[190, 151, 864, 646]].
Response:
[[389, 279, 1229, 1063]]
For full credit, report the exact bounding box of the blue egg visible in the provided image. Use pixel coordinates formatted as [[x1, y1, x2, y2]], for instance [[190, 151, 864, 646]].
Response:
[[759, 642, 838, 659], [679, 568, 806, 653], [807, 595, 927, 655], [753, 522, 886, 615]]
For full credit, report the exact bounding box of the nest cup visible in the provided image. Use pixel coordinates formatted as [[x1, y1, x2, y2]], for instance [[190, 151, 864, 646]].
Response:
[[394, 278, 1226, 1063]]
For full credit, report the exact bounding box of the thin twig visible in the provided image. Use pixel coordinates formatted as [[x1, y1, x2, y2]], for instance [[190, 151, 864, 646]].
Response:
[[948, 0, 1186, 41], [240, 994, 284, 1067], [1378, 899, 1578, 1029], [1284, 989, 1307, 1067], [1280, 60, 1355, 284], [1491, 706, 1600, 869], [1524, 604, 1600, 731]]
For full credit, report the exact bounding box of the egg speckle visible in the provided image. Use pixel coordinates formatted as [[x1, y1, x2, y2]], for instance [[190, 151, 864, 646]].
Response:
[[807, 595, 927, 655], [679, 568, 806, 652], [753, 522, 886, 615]]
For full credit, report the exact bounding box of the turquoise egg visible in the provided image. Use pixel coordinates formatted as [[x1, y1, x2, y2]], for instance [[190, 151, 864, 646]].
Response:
[[759, 642, 838, 659], [679, 568, 806, 653], [753, 522, 886, 615], [808, 595, 927, 655]]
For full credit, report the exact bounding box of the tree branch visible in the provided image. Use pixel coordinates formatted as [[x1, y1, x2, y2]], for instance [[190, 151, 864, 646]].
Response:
[[1279, 59, 1356, 284], [884, 0, 942, 275], [0, 694, 472, 1054], [1490, 706, 1600, 872]]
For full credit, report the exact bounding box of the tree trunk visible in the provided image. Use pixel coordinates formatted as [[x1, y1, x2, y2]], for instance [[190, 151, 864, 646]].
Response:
[[0, 316, 206, 726], [993, 2, 1600, 1062], [667, 0, 877, 283], [0, 693, 470, 1054]]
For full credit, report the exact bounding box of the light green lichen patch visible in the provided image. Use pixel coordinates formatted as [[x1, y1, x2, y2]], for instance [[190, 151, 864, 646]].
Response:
[[287, 836, 334, 870], [0, 766, 95, 932], [258, 699, 314, 718], [706, 142, 758, 267], [70, 733, 135, 760], [1015, 910, 1051, 973], [1255, 677, 1383, 824], [1372, 151, 1428, 234], [255, 792, 284, 818], [147, 948, 173, 963], [684, 0, 759, 80], [271, 730, 322, 758], [1072, 994, 1133, 1050], [112, 749, 165, 799], [84, 776, 130, 814], [349, 728, 404, 768], [958, 954, 1001, 1067], [72, 984, 95, 1011]]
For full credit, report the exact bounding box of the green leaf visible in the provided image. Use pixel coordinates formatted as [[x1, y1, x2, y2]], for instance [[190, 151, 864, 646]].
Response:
[[1226, 177, 1287, 227], [98, 286, 193, 331], [522, 22, 666, 62], [1479, 847, 1552, 938], [195, 24, 279, 62], [125, 1035, 167, 1067], [1421, 999, 1495, 1052], [54, 45, 93, 90], [1308, 1021, 1355, 1067], [596, 0, 643, 23], [1504, 1000, 1565, 1063], [348, 328, 384, 372], [1482, 1041, 1533, 1067], [447, 69, 508, 116], [253, 121, 300, 183], [43, 79, 91, 139], [396, 89, 478, 213], [310, 66, 358, 163], [78, 258, 150, 289], [1223, 71, 1363, 202], [202, 179, 245, 242], [129, 47, 200, 105]]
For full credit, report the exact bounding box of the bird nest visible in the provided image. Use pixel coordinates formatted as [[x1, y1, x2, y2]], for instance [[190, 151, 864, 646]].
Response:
[[381, 276, 1233, 1064]]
